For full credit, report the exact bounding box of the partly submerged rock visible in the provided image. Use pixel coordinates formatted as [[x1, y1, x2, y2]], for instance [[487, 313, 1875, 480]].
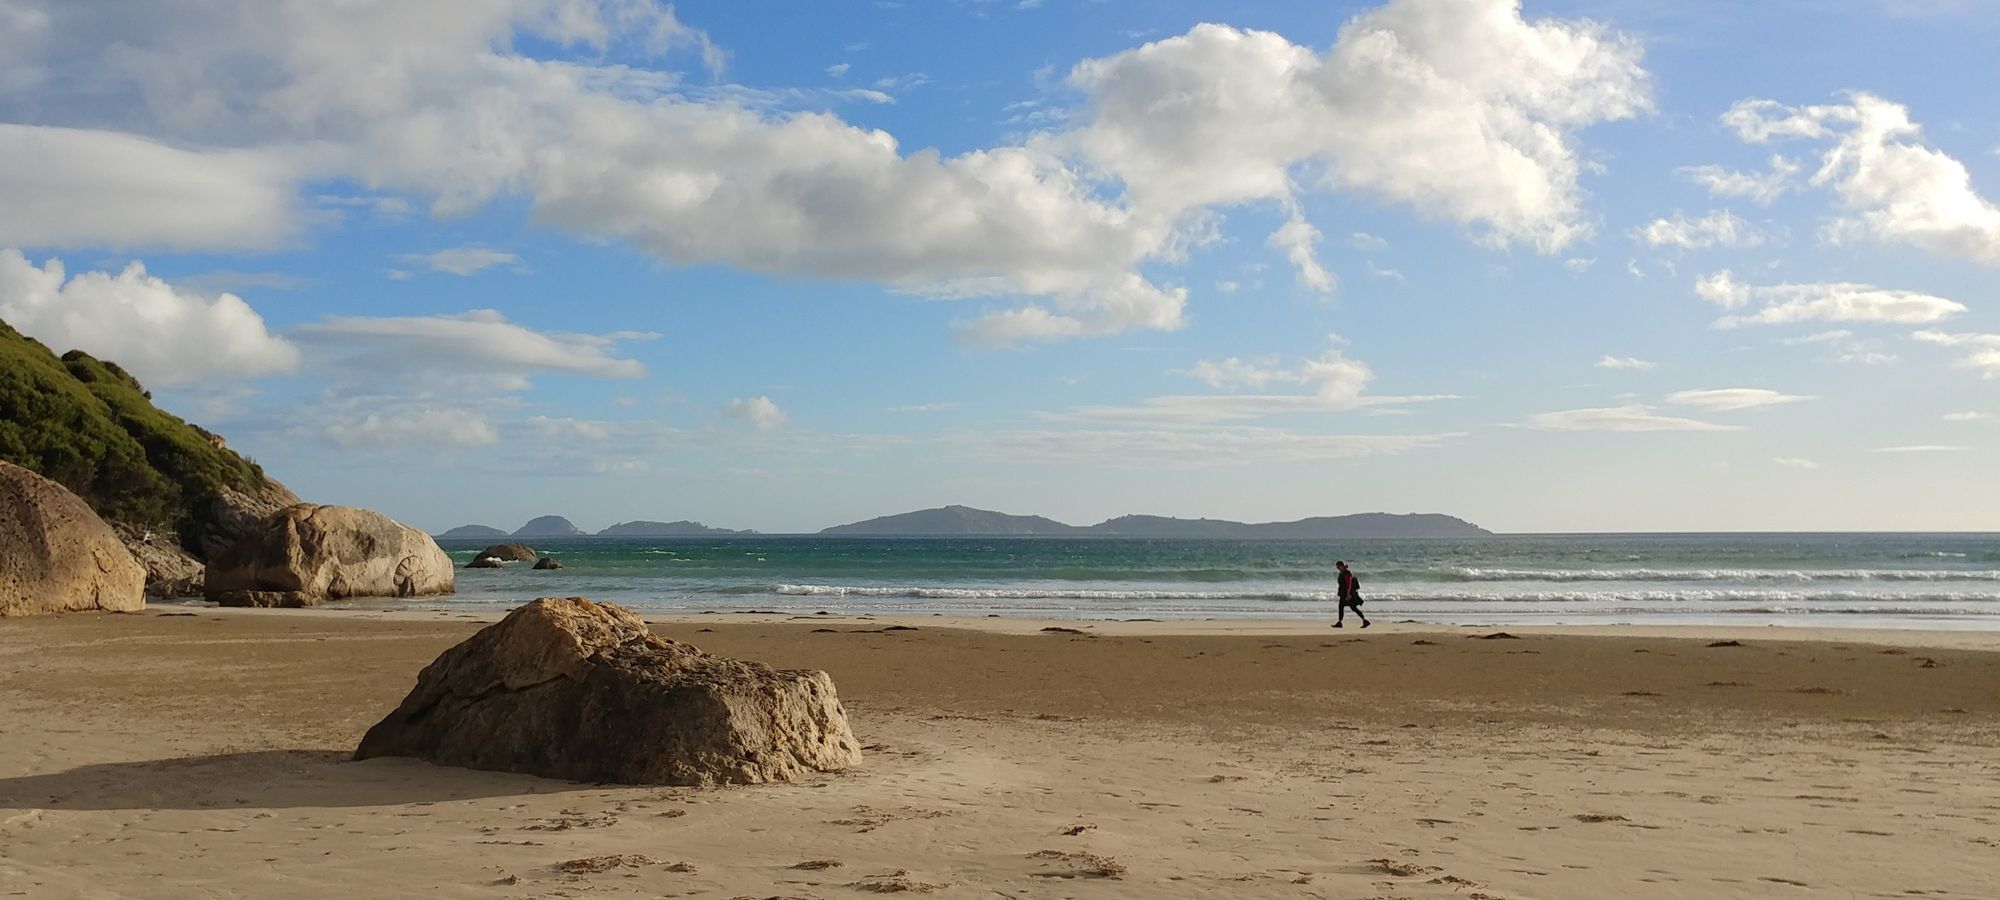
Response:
[[0, 460, 146, 616], [532, 556, 563, 570], [354, 597, 862, 785], [204, 504, 454, 605], [475, 542, 537, 563], [466, 556, 504, 569]]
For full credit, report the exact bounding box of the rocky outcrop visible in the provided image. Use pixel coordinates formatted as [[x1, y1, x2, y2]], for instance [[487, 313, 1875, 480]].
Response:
[[533, 557, 563, 570], [466, 557, 504, 569], [204, 504, 454, 606], [1, 461, 146, 616], [195, 482, 302, 561], [117, 526, 205, 597], [354, 597, 861, 785], [475, 543, 537, 563]]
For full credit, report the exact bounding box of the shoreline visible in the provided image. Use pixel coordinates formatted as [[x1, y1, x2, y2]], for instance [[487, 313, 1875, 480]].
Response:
[[168, 601, 2000, 649]]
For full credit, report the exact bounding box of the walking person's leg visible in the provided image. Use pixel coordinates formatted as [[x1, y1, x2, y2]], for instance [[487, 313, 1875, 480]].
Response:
[[1333, 597, 1346, 627]]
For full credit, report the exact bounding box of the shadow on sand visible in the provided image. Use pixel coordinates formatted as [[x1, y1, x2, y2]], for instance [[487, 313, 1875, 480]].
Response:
[[0, 749, 595, 811]]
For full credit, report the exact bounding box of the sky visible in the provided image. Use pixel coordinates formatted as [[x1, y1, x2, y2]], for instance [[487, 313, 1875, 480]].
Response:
[[1, 0, 1997, 535]]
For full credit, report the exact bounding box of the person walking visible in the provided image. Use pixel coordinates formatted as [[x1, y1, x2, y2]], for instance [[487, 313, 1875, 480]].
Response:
[[1333, 560, 1369, 628]]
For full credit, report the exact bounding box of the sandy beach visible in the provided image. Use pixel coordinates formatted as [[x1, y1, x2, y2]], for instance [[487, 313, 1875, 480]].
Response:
[[3, 608, 1998, 900]]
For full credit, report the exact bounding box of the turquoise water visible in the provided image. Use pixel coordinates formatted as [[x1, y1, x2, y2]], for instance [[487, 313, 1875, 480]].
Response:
[[410, 534, 2000, 629]]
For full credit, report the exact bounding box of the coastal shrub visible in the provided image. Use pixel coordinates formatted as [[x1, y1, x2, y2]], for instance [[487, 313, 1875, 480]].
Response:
[[0, 318, 268, 541]]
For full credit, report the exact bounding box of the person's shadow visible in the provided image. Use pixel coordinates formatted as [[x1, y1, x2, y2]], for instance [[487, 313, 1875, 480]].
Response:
[[0, 750, 597, 811]]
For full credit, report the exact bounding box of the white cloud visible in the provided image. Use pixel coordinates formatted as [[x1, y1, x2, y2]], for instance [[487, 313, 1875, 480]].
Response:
[[0, 248, 299, 386], [1595, 355, 1655, 371], [1527, 404, 1740, 432], [327, 406, 500, 450], [941, 426, 1460, 468], [291, 309, 650, 390], [1722, 93, 2000, 265], [1872, 444, 1965, 453], [887, 402, 960, 414], [1778, 329, 1897, 365], [1049, 346, 1451, 427], [0, 124, 302, 251], [1675, 155, 1800, 206], [1943, 411, 1990, 422], [0, 0, 1651, 344], [1911, 329, 2000, 378], [1696, 271, 1965, 328], [1064, 7, 1650, 255], [399, 246, 521, 276], [1666, 388, 1810, 411], [1267, 208, 1335, 293], [1636, 210, 1762, 249], [723, 395, 787, 430], [1563, 257, 1595, 273], [825, 63, 850, 78], [1773, 457, 1819, 469], [1349, 232, 1388, 252]]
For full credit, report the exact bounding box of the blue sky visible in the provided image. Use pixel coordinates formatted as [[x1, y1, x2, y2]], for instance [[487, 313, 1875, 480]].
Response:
[[2, 0, 1997, 533]]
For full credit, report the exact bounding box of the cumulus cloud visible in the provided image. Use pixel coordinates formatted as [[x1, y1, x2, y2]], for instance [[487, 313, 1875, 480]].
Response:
[[399, 246, 521, 276], [1911, 329, 2000, 378], [722, 395, 787, 429], [1636, 210, 1762, 249], [1064, 8, 1650, 259], [291, 309, 650, 391], [0, 248, 299, 386], [1527, 404, 1740, 432], [1773, 457, 1819, 469], [1695, 270, 1964, 328], [1720, 93, 2000, 265], [0, 0, 1652, 343], [1943, 411, 1990, 422], [1666, 388, 1810, 411], [1675, 156, 1799, 206], [1595, 355, 1655, 371]]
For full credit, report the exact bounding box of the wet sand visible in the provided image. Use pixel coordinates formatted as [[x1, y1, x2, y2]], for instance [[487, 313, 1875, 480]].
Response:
[[3, 607, 1997, 899]]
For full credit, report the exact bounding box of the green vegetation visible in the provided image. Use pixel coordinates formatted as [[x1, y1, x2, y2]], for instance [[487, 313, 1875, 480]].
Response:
[[0, 318, 269, 545]]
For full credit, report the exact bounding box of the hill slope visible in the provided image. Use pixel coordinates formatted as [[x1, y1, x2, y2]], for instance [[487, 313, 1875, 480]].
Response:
[[438, 524, 510, 539], [0, 318, 295, 561], [821, 505, 1084, 536], [513, 515, 584, 537]]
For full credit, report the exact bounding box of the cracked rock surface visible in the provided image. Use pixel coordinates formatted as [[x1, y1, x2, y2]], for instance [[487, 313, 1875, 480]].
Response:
[[204, 504, 454, 605], [353, 597, 863, 785]]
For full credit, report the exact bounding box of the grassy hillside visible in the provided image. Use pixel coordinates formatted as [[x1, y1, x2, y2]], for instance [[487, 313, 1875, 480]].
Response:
[[0, 318, 273, 548]]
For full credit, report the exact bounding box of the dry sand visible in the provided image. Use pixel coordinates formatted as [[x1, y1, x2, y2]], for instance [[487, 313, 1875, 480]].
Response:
[[3, 608, 1998, 899]]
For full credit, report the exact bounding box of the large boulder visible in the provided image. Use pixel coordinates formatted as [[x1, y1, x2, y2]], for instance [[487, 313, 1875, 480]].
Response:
[[0, 460, 146, 616], [195, 482, 302, 561], [532, 556, 563, 570], [475, 542, 537, 562], [354, 597, 862, 785], [118, 527, 205, 597], [204, 504, 454, 606]]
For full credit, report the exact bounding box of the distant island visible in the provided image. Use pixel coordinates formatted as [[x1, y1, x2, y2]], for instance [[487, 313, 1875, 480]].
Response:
[[819, 505, 1491, 538], [434, 506, 1490, 539], [437, 518, 753, 538], [598, 520, 752, 537], [512, 515, 584, 537]]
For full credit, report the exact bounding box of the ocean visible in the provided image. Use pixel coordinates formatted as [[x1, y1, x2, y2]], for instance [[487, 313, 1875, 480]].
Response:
[[409, 533, 2000, 630]]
